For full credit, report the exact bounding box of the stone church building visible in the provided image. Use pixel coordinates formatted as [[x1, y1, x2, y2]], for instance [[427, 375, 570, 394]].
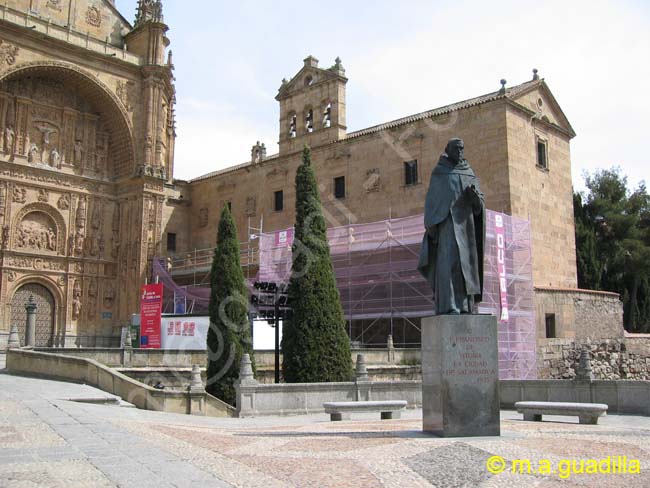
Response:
[[0, 1, 621, 349]]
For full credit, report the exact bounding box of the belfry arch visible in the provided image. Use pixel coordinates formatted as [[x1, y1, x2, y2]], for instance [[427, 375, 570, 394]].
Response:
[[0, 61, 136, 180]]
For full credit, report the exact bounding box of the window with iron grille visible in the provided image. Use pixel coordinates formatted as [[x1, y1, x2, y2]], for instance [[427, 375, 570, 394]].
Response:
[[167, 233, 177, 253], [537, 139, 548, 169], [404, 160, 418, 186], [274, 190, 284, 211], [334, 176, 346, 199]]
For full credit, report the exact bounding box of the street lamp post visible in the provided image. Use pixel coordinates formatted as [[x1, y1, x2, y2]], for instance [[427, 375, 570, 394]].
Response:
[[251, 281, 290, 384]]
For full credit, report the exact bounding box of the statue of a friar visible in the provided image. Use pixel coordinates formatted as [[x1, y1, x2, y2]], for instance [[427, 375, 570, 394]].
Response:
[[417, 138, 485, 315]]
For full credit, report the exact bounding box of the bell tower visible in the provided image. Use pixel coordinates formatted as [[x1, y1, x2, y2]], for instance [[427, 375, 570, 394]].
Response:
[[276, 56, 347, 156]]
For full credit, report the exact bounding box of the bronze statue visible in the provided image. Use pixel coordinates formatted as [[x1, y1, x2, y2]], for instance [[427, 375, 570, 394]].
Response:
[[417, 138, 485, 314]]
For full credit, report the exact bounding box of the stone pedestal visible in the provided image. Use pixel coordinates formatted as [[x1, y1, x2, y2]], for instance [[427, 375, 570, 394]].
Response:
[[422, 314, 500, 437]]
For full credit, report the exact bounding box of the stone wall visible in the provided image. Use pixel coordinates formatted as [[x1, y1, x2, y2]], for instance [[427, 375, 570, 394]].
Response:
[[538, 337, 650, 380], [535, 287, 623, 340]]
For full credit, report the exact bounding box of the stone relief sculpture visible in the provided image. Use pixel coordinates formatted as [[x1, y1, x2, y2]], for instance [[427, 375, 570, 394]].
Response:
[[75, 196, 87, 254], [72, 297, 82, 320], [364, 168, 381, 192], [0, 184, 6, 217], [12, 187, 26, 204], [148, 200, 155, 230], [3, 125, 14, 154], [23, 133, 30, 157], [57, 194, 70, 210], [73, 140, 83, 168], [1, 225, 9, 249], [89, 232, 100, 257], [38, 189, 49, 203], [67, 234, 75, 257], [103, 283, 115, 309], [46, 0, 63, 12], [16, 212, 57, 252], [88, 279, 98, 316], [91, 202, 101, 231], [131, 239, 140, 268], [111, 206, 120, 259], [0, 40, 19, 67], [85, 6, 102, 27], [50, 148, 61, 168], [28, 144, 39, 163]]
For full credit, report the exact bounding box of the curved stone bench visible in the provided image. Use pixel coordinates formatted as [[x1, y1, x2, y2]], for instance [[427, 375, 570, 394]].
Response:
[[323, 400, 407, 421], [515, 401, 608, 425]]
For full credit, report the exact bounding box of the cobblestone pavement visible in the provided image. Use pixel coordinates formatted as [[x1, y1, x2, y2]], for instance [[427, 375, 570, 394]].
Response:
[[1, 366, 649, 487]]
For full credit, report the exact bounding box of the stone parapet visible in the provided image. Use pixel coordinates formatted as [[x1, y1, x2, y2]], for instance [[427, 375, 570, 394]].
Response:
[[6, 348, 234, 417]]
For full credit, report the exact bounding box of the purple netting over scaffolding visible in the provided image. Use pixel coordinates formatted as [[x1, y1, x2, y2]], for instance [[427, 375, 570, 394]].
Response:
[[153, 209, 537, 380]]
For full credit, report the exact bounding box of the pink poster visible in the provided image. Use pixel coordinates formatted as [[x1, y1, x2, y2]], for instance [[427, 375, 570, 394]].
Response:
[[494, 214, 509, 323]]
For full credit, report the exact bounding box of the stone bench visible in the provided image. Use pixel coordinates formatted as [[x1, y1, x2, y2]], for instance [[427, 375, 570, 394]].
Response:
[[323, 400, 407, 421], [515, 401, 608, 425]]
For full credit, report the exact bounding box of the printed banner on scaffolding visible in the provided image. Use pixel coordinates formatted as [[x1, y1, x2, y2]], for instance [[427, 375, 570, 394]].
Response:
[[494, 213, 509, 323]]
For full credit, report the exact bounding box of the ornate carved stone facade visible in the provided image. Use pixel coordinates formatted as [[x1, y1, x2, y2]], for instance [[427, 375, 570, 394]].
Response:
[[0, 1, 176, 347]]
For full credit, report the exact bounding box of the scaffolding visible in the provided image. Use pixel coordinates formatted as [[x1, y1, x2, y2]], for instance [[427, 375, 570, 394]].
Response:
[[153, 210, 537, 379]]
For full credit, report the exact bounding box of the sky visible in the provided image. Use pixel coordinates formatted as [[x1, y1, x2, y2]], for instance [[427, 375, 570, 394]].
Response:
[[115, 0, 650, 192]]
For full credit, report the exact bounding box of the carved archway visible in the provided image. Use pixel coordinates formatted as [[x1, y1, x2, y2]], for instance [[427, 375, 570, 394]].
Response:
[[10, 282, 56, 347], [0, 61, 136, 179], [10, 202, 66, 255]]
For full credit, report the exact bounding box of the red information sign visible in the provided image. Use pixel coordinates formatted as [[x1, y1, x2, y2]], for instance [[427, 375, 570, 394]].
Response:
[[140, 283, 163, 349]]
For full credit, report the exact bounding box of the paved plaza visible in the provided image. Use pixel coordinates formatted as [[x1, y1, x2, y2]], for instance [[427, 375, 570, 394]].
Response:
[[0, 356, 649, 487]]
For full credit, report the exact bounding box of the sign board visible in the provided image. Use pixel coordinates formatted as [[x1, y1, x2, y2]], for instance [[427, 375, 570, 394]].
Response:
[[274, 228, 294, 247], [161, 315, 210, 350], [140, 284, 163, 349]]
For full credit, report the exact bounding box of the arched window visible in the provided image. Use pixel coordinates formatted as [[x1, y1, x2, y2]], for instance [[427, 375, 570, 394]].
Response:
[[305, 108, 314, 133], [322, 102, 332, 128], [288, 113, 297, 138]]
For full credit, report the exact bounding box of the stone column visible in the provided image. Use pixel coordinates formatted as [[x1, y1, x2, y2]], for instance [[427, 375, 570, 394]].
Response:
[[24, 295, 37, 347]]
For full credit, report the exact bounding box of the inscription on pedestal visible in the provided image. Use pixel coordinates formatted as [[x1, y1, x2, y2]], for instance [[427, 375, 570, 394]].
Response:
[[442, 335, 496, 382], [422, 314, 500, 437]]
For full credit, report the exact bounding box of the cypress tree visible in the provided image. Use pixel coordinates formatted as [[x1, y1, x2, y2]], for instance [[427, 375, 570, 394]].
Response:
[[282, 146, 353, 383], [206, 204, 254, 404]]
